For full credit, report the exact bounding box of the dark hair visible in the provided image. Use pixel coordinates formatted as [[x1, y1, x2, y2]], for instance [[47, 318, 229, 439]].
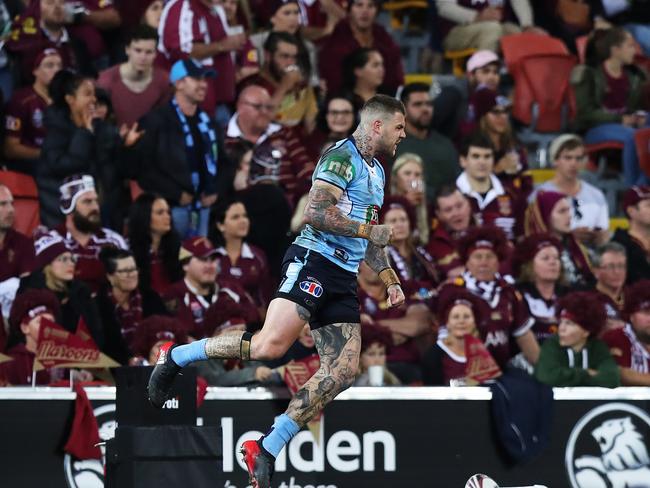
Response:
[[554, 138, 584, 160], [226, 139, 255, 167], [49, 69, 92, 112], [127, 193, 181, 291], [342, 47, 380, 92], [264, 31, 312, 79], [433, 183, 463, 210], [264, 31, 299, 54], [460, 132, 494, 157], [400, 82, 430, 104], [126, 24, 159, 45], [347, 0, 380, 12], [315, 93, 357, 134], [99, 246, 134, 274], [597, 27, 630, 63], [210, 198, 248, 246]]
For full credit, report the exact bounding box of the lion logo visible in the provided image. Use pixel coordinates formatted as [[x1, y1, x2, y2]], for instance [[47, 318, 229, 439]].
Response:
[[64, 403, 116, 488], [566, 403, 650, 488]]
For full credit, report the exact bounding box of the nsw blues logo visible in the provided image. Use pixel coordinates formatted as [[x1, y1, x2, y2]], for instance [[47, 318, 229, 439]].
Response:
[[300, 280, 323, 298]]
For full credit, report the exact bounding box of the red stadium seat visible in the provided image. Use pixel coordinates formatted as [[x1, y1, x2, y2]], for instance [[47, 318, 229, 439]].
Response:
[[500, 33, 569, 74], [0, 170, 40, 236], [513, 53, 577, 131], [635, 128, 650, 178]]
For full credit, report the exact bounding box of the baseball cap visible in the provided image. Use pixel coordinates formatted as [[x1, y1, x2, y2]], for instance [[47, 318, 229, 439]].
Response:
[[466, 50, 499, 74], [169, 59, 216, 84], [622, 186, 650, 216], [179, 237, 218, 261]]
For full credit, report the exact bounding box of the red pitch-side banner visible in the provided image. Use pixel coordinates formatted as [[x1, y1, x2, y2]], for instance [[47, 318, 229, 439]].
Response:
[[279, 354, 323, 440], [464, 334, 502, 385], [34, 318, 119, 371]]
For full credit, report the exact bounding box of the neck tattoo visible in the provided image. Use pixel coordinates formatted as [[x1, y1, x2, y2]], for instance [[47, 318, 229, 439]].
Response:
[[353, 130, 375, 163]]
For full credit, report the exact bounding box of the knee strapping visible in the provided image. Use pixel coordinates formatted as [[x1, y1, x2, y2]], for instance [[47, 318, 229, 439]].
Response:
[[240, 331, 253, 360]]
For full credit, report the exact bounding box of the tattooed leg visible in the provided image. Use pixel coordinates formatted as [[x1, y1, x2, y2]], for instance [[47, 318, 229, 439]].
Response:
[[285, 322, 361, 426]]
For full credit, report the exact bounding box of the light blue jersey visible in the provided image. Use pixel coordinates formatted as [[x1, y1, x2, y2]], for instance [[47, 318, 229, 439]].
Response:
[[294, 137, 385, 273]]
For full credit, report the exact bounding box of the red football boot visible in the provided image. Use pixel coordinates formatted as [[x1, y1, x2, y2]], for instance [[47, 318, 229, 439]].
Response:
[[240, 438, 275, 488]]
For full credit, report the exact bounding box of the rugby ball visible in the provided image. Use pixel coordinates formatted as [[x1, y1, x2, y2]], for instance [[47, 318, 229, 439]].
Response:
[[465, 474, 499, 488]]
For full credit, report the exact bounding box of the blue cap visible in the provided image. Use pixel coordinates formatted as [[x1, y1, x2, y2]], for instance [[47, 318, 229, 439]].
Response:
[[169, 58, 217, 84]]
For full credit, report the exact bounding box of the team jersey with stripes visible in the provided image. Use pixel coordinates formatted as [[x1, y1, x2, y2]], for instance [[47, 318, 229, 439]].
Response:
[[293, 137, 385, 273]]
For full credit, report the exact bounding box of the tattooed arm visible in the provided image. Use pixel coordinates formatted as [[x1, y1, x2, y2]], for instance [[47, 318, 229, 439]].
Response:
[[364, 242, 406, 308], [303, 180, 392, 246]]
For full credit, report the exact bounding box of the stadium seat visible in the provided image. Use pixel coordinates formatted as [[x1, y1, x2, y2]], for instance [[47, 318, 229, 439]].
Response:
[[635, 128, 650, 178], [500, 33, 569, 75], [379, 1, 429, 73], [529, 168, 555, 186], [511, 52, 577, 168], [609, 217, 629, 232], [515, 53, 577, 131], [444, 48, 476, 77], [0, 170, 40, 236]]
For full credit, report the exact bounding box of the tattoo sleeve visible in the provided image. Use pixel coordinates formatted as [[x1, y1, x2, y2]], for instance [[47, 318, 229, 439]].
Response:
[[303, 182, 361, 237], [363, 241, 391, 273]]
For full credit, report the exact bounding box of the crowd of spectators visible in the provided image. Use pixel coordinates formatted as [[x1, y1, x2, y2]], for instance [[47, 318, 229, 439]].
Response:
[[0, 0, 650, 391]]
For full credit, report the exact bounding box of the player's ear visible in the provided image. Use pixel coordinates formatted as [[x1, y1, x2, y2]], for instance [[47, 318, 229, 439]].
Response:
[[372, 118, 383, 135]]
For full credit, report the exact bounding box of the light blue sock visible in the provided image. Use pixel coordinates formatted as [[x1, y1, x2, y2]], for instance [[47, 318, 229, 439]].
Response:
[[170, 339, 208, 367], [261, 414, 300, 458]]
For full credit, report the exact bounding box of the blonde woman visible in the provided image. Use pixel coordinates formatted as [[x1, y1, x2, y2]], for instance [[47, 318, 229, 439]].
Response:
[[391, 153, 429, 245]]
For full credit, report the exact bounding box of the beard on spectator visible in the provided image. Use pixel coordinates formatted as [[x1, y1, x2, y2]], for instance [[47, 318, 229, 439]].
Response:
[[269, 60, 285, 82], [73, 209, 102, 234], [408, 114, 432, 131]]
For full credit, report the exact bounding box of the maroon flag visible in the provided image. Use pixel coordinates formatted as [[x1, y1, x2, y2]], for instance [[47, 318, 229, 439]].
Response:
[[464, 334, 502, 385], [34, 318, 119, 371]]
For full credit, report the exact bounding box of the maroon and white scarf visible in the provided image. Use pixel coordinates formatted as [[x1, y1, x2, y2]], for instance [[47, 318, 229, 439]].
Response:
[[624, 323, 650, 373]]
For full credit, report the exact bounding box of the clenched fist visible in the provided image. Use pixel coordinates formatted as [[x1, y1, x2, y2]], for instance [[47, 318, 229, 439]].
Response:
[[387, 284, 405, 308]]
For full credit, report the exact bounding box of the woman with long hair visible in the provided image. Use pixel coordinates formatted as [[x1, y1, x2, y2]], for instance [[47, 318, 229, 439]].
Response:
[[128, 193, 182, 295], [17, 230, 104, 347], [525, 191, 594, 288], [379, 196, 438, 303], [513, 233, 567, 344], [390, 153, 430, 245], [308, 93, 357, 160], [96, 247, 168, 365], [211, 198, 272, 316], [341, 47, 385, 111], [38, 69, 141, 228]]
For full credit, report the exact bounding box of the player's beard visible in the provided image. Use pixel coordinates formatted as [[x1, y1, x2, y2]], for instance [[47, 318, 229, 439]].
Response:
[[73, 209, 102, 234]]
